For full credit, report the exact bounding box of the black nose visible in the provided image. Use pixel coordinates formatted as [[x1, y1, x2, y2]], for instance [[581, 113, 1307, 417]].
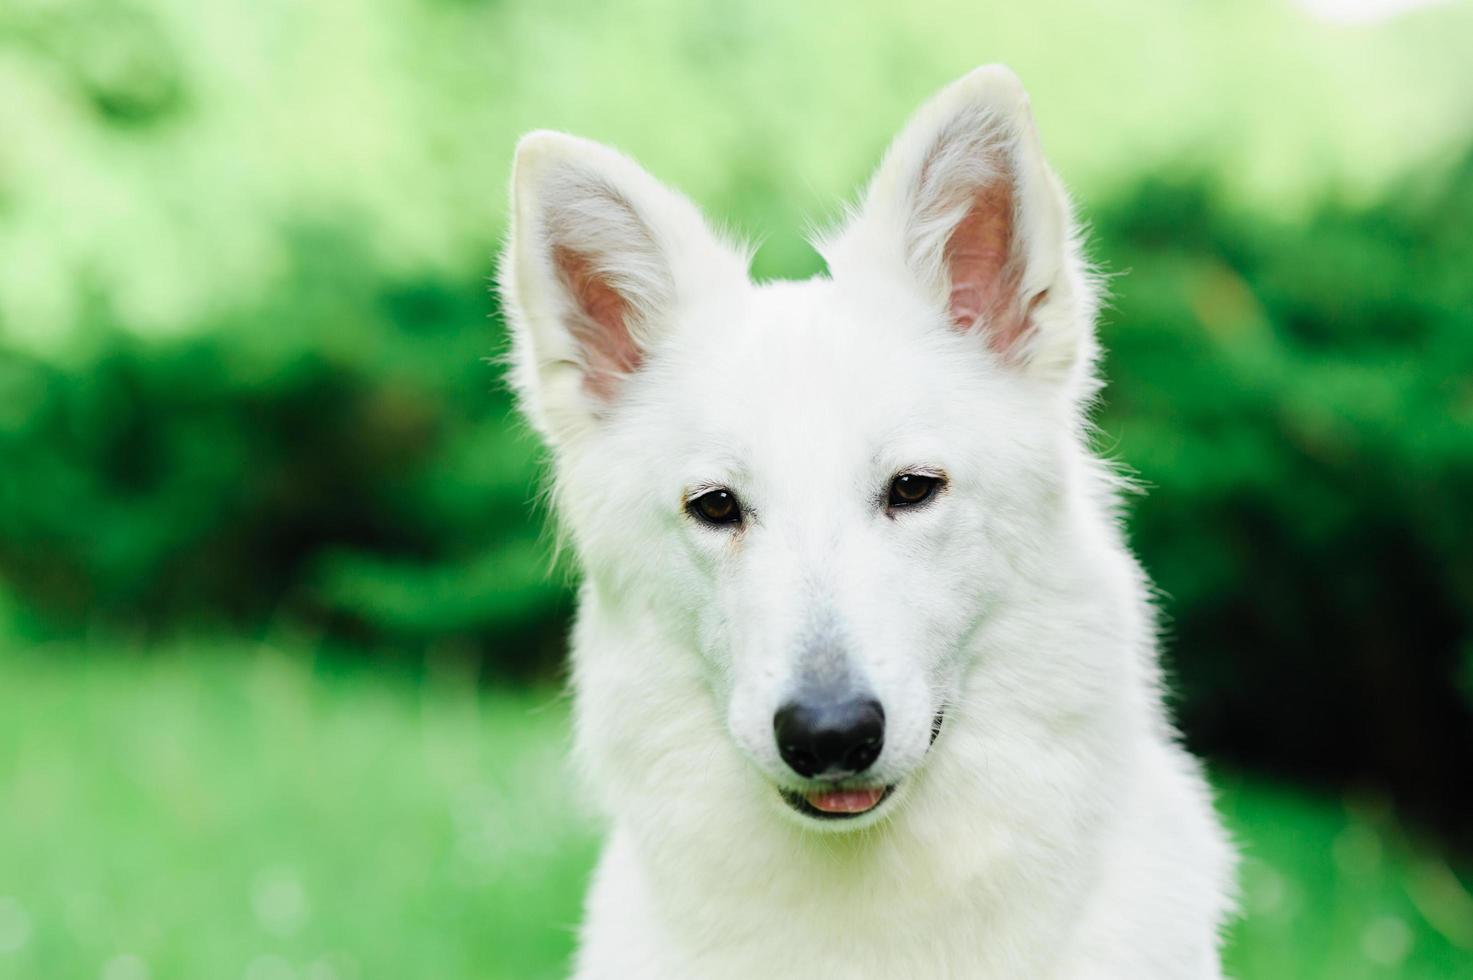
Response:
[[773, 696, 885, 778]]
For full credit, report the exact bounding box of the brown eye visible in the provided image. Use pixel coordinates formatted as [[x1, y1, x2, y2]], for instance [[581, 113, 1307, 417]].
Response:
[[888, 473, 941, 509], [688, 488, 742, 526]]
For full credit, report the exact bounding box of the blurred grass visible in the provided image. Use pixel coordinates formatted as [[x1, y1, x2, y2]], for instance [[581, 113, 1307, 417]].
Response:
[[1, 640, 1469, 979], [0, 641, 597, 978]]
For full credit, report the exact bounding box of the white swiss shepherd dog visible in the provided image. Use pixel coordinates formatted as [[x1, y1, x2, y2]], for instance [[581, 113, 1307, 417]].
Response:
[[501, 65, 1236, 979]]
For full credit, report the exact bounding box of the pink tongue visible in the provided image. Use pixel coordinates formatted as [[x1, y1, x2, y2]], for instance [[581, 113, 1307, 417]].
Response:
[[804, 787, 885, 814]]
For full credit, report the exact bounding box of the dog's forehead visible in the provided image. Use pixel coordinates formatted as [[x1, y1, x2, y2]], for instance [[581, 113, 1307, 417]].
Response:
[[658, 277, 983, 474], [703, 278, 951, 399]]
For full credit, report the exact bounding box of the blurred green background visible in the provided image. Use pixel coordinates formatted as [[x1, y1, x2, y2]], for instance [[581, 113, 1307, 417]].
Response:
[[3, 0, 1473, 977]]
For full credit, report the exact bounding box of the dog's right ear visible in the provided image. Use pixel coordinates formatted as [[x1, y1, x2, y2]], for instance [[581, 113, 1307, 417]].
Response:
[[821, 66, 1096, 391], [499, 132, 748, 448]]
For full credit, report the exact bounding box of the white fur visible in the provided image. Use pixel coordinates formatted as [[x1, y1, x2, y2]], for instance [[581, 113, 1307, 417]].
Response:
[[500, 65, 1236, 979]]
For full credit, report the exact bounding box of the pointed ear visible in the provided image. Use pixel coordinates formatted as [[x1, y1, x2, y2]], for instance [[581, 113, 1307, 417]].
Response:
[[822, 66, 1095, 383], [499, 132, 748, 446]]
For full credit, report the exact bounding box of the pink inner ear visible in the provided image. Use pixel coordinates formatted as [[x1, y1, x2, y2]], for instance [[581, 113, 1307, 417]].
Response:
[[944, 181, 1030, 354], [553, 245, 640, 400]]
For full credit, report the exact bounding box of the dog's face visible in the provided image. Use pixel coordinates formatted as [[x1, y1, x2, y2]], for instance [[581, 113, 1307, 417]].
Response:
[[503, 67, 1096, 829]]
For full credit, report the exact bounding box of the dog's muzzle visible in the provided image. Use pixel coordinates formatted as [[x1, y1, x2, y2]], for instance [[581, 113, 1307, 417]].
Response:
[[778, 706, 947, 822]]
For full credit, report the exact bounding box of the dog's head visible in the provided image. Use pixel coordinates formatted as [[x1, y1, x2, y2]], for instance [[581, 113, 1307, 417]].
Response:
[[502, 67, 1098, 829]]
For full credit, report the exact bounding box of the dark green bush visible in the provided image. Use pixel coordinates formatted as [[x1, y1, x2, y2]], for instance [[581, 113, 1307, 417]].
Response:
[[0, 225, 569, 674], [1093, 164, 1473, 835]]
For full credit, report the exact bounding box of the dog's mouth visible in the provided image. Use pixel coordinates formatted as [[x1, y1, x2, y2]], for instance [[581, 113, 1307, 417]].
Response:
[[780, 784, 894, 819], [777, 707, 946, 821]]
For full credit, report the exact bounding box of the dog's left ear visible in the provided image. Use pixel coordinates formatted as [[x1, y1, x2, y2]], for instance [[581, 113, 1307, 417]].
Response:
[[823, 66, 1096, 387]]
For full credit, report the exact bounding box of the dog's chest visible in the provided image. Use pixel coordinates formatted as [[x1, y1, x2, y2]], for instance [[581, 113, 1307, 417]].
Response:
[[575, 828, 1082, 980]]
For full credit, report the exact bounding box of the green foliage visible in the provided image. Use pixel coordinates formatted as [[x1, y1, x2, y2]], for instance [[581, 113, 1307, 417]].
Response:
[[5, 0, 1473, 350], [1, 640, 1469, 978], [4, 1, 1473, 973]]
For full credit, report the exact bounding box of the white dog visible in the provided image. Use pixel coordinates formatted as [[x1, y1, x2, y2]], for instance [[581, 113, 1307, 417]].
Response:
[[501, 65, 1235, 979]]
